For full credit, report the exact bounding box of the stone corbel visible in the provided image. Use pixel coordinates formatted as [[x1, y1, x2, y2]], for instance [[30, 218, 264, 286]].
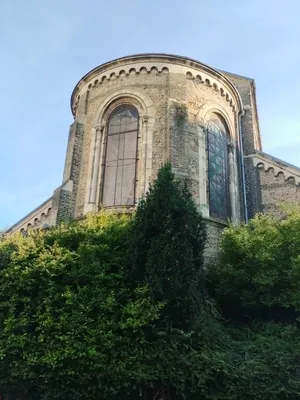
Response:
[[95, 124, 105, 133], [227, 143, 234, 154], [142, 115, 149, 125]]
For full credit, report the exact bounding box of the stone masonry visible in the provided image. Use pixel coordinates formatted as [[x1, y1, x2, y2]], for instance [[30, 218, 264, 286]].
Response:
[[5, 54, 300, 262]]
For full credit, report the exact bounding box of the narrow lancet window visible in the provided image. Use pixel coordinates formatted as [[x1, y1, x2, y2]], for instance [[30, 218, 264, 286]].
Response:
[[207, 114, 230, 220], [102, 104, 138, 207]]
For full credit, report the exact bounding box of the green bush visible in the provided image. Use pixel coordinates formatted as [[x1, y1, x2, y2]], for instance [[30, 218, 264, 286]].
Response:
[[206, 206, 300, 322], [0, 213, 164, 399], [2, 167, 300, 399], [205, 205, 300, 399], [127, 163, 207, 330], [0, 169, 231, 400]]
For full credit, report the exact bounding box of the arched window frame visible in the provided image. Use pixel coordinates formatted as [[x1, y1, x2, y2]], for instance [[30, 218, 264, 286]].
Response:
[[206, 113, 231, 221], [84, 91, 154, 216], [100, 103, 139, 208]]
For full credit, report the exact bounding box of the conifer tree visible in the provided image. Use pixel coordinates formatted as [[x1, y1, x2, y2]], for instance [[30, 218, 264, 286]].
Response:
[[127, 163, 207, 330]]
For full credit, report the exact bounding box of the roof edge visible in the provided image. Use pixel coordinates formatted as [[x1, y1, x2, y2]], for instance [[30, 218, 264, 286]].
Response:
[[70, 53, 244, 115], [257, 150, 300, 173], [218, 69, 254, 82], [5, 196, 53, 233]]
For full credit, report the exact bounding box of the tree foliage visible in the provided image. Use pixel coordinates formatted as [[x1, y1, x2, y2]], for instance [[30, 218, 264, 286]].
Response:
[[0, 195, 227, 400], [127, 163, 207, 330], [206, 205, 300, 322], [205, 205, 300, 399], [1, 167, 300, 399], [0, 213, 163, 399]]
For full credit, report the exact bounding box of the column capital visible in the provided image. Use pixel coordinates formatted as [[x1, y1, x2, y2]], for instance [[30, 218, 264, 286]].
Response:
[[142, 115, 150, 125], [227, 143, 234, 153], [94, 124, 105, 133]]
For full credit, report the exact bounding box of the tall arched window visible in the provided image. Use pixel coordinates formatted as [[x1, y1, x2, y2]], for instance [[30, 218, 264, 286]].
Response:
[[206, 114, 230, 221], [102, 104, 139, 207]]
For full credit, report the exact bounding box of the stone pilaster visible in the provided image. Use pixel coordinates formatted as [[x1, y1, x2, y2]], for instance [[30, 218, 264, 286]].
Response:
[[84, 125, 104, 214]]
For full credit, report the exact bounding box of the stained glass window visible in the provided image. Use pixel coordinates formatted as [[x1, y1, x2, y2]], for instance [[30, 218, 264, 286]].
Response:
[[102, 104, 138, 207], [207, 115, 230, 220]]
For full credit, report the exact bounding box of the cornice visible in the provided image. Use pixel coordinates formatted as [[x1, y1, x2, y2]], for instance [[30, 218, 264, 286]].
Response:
[[248, 153, 300, 186], [5, 197, 53, 234], [70, 53, 243, 116]]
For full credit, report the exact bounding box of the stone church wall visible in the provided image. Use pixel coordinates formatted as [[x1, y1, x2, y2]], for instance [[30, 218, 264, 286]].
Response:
[[66, 55, 243, 263], [220, 71, 262, 221], [70, 55, 242, 224], [260, 169, 300, 215], [6, 54, 299, 264], [4, 197, 53, 235], [73, 66, 172, 218], [249, 152, 300, 217], [4, 55, 245, 264], [220, 72, 261, 154]]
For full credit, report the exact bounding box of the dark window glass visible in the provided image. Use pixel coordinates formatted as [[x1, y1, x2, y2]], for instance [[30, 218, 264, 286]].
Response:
[[207, 115, 230, 220], [102, 105, 138, 207]]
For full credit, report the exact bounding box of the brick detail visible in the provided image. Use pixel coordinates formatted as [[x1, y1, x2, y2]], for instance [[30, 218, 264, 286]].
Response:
[[6, 55, 300, 265], [221, 73, 261, 155], [259, 169, 300, 216], [204, 221, 224, 265], [244, 157, 263, 219], [51, 122, 85, 225], [56, 186, 73, 224]]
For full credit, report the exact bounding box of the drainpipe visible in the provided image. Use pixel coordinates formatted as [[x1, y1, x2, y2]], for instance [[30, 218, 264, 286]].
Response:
[[238, 111, 248, 223]]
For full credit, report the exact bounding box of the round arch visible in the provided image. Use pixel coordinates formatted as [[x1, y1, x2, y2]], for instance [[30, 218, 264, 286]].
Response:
[[84, 89, 155, 215], [199, 103, 236, 142], [94, 88, 154, 126], [206, 113, 230, 137], [206, 113, 231, 221], [101, 103, 139, 208]]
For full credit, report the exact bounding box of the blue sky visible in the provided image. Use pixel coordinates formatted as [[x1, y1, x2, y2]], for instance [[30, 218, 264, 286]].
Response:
[[1, 0, 300, 229]]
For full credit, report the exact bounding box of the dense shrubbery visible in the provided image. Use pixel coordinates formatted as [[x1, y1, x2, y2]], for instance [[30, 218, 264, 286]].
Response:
[[127, 163, 207, 330], [0, 213, 164, 399], [206, 205, 300, 323], [205, 205, 300, 399], [1, 165, 300, 399]]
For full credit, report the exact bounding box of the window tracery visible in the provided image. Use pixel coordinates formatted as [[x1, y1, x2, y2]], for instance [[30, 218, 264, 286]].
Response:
[[102, 104, 139, 207], [206, 114, 230, 220]]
